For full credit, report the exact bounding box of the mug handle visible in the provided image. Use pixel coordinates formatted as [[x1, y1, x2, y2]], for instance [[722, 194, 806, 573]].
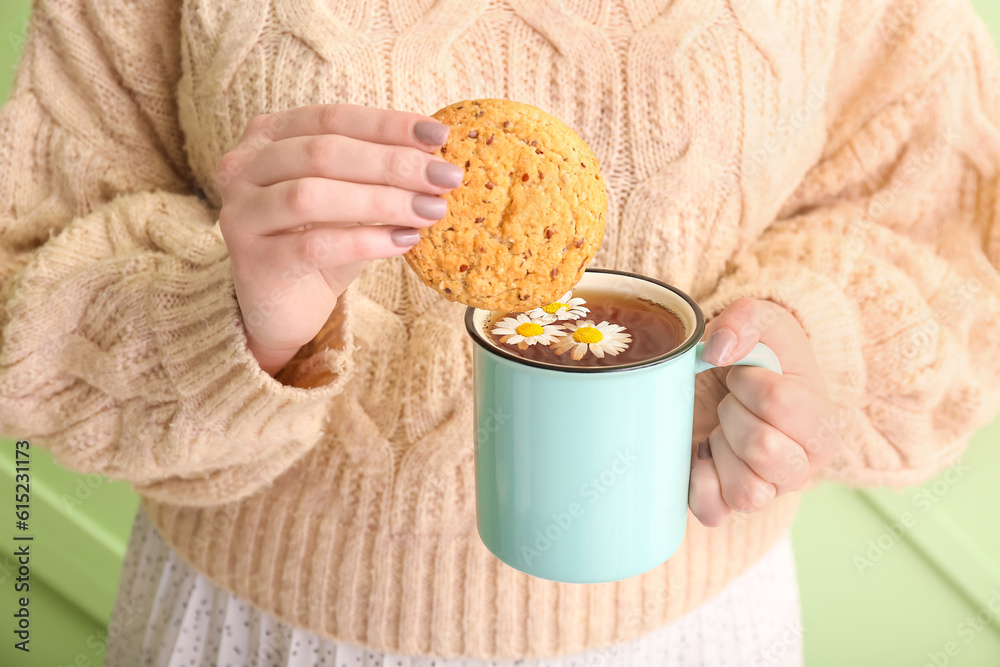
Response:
[[693, 342, 783, 375]]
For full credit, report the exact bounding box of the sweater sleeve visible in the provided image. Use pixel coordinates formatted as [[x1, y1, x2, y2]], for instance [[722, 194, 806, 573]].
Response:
[[700, 0, 1000, 488], [0, 0, 355, 506]]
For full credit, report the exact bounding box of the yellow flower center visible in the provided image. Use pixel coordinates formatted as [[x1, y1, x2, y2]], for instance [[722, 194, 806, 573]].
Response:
[[542, 302, 568, 314], [516, 322, 544, 337], [573, 326, 603, 344]]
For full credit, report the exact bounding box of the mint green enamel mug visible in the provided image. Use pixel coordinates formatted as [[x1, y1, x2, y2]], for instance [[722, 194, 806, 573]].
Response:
[[464, 269, 783, 583]]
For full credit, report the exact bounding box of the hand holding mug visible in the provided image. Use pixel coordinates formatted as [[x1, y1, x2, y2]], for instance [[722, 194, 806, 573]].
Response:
[[689, 298, 844, 527], [216, 104, 463, 374]]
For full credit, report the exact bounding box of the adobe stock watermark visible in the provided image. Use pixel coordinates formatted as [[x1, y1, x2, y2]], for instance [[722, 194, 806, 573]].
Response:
[[519, 447, 637, 566], [719, 83, 828, 189], [853, 459, 970, 575], [838, 0, 921, 47], [60, 472, 114, 512], [921, 588, 1000, 667], [750, 619, 806, 667], [5, 7, 50, 60], [422, 406, 511, 495], [845, 125, 960, 255], [887, 257, 998, 367], [56, 599, 144, 667], [190, 453, 303, 551], [573, 579, 683, 666]]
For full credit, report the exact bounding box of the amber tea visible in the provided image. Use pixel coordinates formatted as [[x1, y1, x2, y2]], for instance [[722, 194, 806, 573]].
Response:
[[486, 289, 687, 368]]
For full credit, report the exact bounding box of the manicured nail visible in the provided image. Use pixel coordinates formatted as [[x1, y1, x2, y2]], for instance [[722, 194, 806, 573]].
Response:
[[391, 228, 421, 247], [426, 161, 463, 188], [697, 438, 712, 460], [414, 121, 450, 146], [703, 328, 738, 366], [412, 195, 447, 220]]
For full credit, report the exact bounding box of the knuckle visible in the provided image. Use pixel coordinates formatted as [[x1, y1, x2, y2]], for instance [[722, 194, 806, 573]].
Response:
[[304, 233, 336, 265], [285, 180, 318, 215], [243, 113, 270, 138], [769, 446, 811, 492], [292, 236, 322, 276], [384, 147, 419, 183], [756, 379, 789, 421], [372, 111, 394, 142], [744, 429, 781, 468], [353, 233, 379, 260], [718, 391, 738, 419], [727, 478, 771, 512], [697, 506, 730, 528], [729, 297, 759, 318], [217, 209, 240, 245], [786, 443, 812, 473], [783, 473, 809, 493], [216, 151, 242, 187], [368, 188, 397, 221], [303, 135, 336, 169], [319, 104, 344, 131], [342, 229, 376, 261], [690, 481, 730, 528]]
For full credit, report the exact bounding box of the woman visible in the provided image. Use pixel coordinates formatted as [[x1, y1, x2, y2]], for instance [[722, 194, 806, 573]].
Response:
[[2, 0, 999, 665]]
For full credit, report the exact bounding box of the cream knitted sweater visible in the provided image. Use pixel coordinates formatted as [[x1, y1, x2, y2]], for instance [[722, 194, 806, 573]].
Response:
[[2, 0, 1000, 659]]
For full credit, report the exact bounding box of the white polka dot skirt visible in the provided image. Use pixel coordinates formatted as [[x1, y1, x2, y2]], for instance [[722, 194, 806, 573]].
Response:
[[105, 506, 803, 667]]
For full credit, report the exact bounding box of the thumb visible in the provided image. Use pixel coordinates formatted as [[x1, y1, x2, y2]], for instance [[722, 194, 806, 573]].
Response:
[[700, 297, 814, 379]]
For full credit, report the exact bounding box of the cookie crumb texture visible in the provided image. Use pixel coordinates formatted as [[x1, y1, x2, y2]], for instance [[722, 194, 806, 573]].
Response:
[[404, 99, 607, 311]]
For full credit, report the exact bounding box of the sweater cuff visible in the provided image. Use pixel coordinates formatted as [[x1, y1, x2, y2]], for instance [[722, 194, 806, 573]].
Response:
[[136, 222, 355, 504], [152, 221, 355, 398], [700, 268, 866, 405]]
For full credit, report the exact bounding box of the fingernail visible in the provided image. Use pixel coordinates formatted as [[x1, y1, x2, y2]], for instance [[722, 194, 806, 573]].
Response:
[[703, 328, 738, 366], [391, 228, 421, 247], [697, 438, 712, 460], [412, 195, 447, 220], [414, 121, 450, 146], [426, 161, 463, 188]]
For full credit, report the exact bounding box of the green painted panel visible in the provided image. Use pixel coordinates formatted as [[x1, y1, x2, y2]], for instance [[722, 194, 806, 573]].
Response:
[[972, 0, 1000, 43], [0, 443, 138, 623], [793, 479, 1000, 667], [0, 567, 115, 667], [0, 0, 30, 101], [0, 442, 138, 666]]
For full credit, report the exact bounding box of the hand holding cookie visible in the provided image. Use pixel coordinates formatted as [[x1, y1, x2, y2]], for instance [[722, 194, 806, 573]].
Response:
[[217, 104, 459, 374]]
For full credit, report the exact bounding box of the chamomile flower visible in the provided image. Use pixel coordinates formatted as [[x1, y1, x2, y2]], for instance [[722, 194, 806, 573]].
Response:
[[552, 320, 632, 360], [491, 313, 566, 350], [526, 291, 590, 323]]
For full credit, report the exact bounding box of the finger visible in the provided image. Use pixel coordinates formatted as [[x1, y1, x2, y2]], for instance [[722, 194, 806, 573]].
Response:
[[237, 134, 463, 194], [717, 393, 811, 493], [241, 104, 450, 151], [243, 178, 447, 234], [688, 437, 732, 528], [242, 225, 421, 282], [701, 298, 825, 391], [726, 367, 841, 463], [709, 424, 777, 513]]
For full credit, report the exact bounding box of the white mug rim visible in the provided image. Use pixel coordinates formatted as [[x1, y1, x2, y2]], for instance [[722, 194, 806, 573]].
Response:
[[464, 268, 707, 374]]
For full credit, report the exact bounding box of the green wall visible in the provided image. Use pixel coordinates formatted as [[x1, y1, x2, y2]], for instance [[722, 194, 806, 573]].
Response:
[[0, 1, 999, 665]]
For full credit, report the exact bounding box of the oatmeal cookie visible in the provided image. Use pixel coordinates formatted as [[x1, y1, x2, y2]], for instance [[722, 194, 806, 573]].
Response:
[[404, 99, 607, 311]]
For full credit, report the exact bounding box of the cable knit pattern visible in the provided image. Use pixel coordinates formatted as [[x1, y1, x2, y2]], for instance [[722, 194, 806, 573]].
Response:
[[2, 0, 1000, 659]]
